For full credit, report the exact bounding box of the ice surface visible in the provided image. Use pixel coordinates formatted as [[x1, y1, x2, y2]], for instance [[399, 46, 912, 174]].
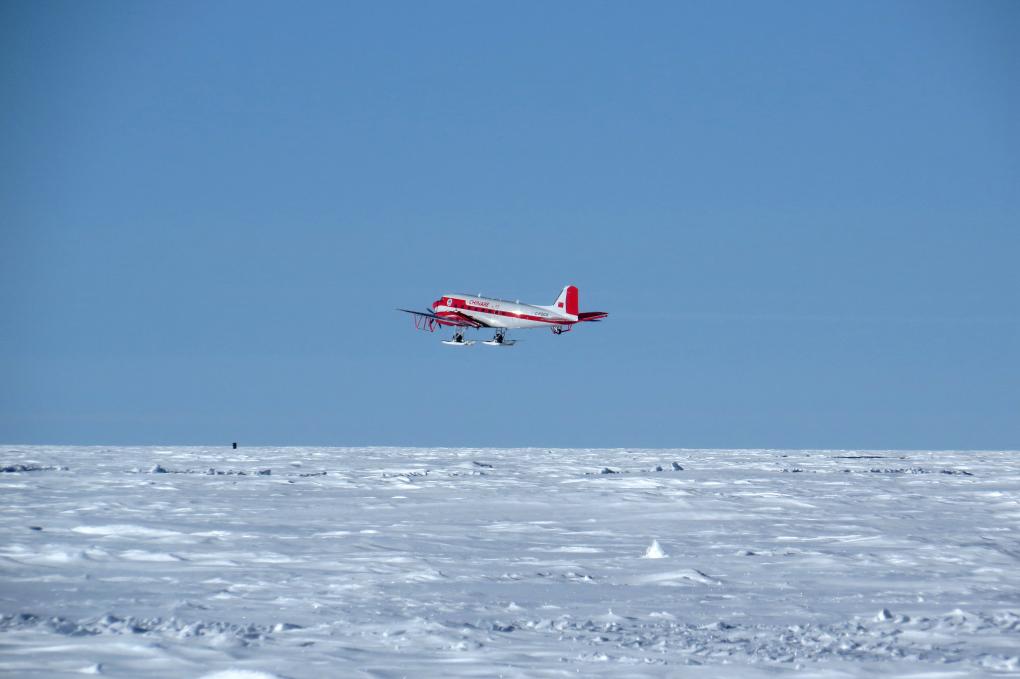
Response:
[[1, 445, 1018, 677]]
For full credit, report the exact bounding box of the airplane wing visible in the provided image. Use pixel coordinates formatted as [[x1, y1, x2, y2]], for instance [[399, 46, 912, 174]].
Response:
[[397, 308, 489, 329], [578, 311, 608, 322]]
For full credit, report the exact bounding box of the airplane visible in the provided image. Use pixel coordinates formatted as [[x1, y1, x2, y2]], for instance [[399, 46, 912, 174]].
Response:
[[398, 285, 608, 346]]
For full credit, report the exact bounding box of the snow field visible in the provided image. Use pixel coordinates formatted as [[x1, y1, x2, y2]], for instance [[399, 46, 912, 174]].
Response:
[[1, 446, 1018, 677]]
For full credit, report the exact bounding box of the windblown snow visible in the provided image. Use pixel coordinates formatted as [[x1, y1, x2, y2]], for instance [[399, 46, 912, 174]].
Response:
[[1, 446, 1018, 677]]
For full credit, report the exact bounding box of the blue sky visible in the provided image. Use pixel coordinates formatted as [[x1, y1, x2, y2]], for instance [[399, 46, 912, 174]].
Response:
[[2, 1, 1017, 448]]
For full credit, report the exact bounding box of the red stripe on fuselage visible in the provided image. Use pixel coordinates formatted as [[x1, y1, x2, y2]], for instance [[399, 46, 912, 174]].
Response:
[[442, 301, 574, 326]]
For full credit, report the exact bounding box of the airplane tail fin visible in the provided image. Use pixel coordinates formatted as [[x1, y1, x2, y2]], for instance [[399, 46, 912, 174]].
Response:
[[553, 285, 579, 317]]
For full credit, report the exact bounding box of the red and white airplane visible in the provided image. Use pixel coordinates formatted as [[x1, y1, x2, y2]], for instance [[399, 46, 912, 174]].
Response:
[[399, 285, 608, 346]]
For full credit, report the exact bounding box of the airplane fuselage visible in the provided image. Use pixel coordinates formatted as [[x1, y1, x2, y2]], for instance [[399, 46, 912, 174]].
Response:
[[432, 294, 574, 330]]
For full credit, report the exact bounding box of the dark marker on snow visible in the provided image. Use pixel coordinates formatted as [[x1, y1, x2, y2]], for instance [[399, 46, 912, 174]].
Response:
[[232, 442, 237, 450]]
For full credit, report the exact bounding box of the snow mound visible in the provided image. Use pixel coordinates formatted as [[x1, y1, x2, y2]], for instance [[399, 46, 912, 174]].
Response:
[[643, 540, 667, 559], [633, 568, 720, 586], [196, 668, 283, 672], [73, 525, 183, 539], [1, 463, 68, 473]]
